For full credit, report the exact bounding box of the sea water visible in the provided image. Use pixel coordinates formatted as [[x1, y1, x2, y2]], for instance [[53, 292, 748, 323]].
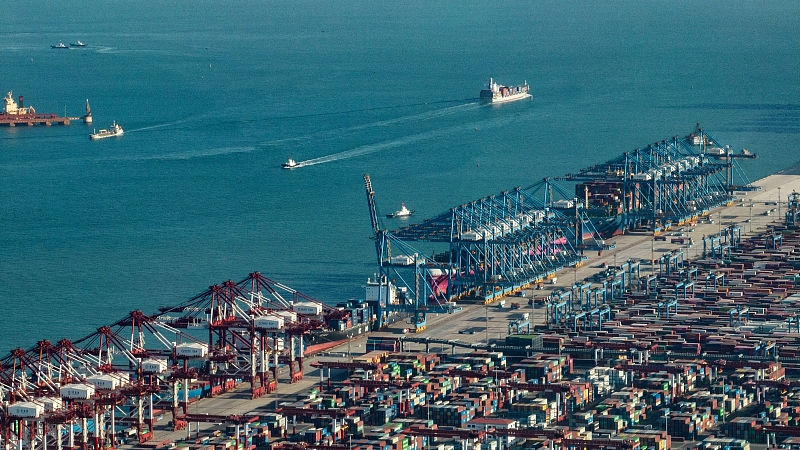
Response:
[[1, 0, 798, 354]]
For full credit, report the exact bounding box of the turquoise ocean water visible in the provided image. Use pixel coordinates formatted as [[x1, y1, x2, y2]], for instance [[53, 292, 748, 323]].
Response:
[[1, 1, 798, 355]]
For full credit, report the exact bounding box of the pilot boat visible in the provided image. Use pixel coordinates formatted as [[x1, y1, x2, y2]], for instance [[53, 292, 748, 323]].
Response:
[[90, 121, 123, 140], [387, 203, 414, 218]]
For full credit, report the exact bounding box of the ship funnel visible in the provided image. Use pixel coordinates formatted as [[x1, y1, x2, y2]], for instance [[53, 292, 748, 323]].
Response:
[[19, 96, 23, 108]]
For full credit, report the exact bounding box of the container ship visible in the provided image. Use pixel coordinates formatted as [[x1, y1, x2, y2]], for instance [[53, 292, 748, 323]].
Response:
[[479, 78, 531, 104]]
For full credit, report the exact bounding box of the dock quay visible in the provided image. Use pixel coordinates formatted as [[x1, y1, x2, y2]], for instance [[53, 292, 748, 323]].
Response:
[[4, 159, 800, 450], [0, 114, 83, 126], [1, 91, 91, 126]]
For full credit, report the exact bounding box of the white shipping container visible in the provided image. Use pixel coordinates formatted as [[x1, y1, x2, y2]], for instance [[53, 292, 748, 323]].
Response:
[[176, 342, 209, 358], [88, 374, 118, 390], [254, 316, 284, 329], [60, 383, 95, 400], [112, 372, 130, 385], [294, 302, 323, 315], [461, 231, 483, 241], [36, 397, 63, 412], [390, 255, 414, 265], [141, 358, 168, 374], [275, 311, 297, 323], [8, 402, 43, 418]]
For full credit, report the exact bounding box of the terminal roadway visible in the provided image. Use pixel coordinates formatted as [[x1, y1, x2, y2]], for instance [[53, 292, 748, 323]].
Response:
[[120, 170, 800, 448]]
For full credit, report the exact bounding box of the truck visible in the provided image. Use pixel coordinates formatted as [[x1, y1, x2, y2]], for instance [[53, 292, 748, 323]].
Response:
[[497, 300, 506, 308], [510, 302, 521, 309]]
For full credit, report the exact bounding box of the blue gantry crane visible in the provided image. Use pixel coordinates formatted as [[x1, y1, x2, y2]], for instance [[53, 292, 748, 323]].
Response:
[[556, 125, 758, 236], [364, 174, 456, 331], [389, 185, 590, 303]]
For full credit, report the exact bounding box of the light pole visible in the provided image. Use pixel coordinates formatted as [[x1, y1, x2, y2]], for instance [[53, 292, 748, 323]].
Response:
[[779, 187, 782, 220], [749, 202, 753, 233], [485, 305, 489, 344], [651, 239, 655, 275]]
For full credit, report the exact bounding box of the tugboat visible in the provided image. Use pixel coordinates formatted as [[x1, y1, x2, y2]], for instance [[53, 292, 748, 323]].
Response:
[[51, 42, 69, 49], [70, 40, 86, 47], [479, 78, 531, 104], [90, 121, 123, 140], [386, 203, 414, 218], [281, 158, 298, 169]]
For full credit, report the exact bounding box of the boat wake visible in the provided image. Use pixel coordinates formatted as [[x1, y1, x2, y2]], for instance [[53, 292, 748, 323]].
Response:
[[264, 101, 479, 149], [289, 111, 523, 169]]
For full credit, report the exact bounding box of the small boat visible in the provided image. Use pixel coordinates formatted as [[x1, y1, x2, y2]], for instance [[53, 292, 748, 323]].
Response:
[[387, 203, 414, 218], [90, 121, 124, 140], [70, 40, 86, 47], [282, 158, 297, 169], [51, 42, 68, 49]]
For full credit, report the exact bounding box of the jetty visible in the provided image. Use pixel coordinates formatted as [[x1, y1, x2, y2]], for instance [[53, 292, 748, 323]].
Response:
[[0, 91, 91, 126]]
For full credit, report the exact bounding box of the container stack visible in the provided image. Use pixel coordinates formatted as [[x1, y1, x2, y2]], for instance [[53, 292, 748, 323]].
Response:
[[508, 398, 553, 426], [586, 366, 629, 397], [428, 401, 474, 427], [724, 417, 769, 444], [699, 437, 751, 450], [511, 354, 572, 383], [618, 429, 670, 450]]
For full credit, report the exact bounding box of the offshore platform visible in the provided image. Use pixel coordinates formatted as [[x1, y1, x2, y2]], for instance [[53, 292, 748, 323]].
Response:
[[364, 125, 758, 332]]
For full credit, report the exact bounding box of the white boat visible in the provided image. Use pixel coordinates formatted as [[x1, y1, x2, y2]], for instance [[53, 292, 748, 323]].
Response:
[[281, 158, 297, 169], [70, 40, 86, 47], [387, 203, 414, 218], [51, 42, 68, 49], [90, 121, 123, 140], [479, 78, 531, 104]]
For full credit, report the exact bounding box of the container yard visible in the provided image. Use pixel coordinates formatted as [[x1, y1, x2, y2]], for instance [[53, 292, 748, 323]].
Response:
[[4, 129, 800, 450]]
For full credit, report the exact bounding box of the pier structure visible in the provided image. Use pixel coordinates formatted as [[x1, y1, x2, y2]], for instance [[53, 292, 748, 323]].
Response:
[[0, 91, 92, 126]]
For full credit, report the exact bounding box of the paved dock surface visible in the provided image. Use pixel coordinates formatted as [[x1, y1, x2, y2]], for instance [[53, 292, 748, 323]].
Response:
[[123, 170, 800, 448]]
